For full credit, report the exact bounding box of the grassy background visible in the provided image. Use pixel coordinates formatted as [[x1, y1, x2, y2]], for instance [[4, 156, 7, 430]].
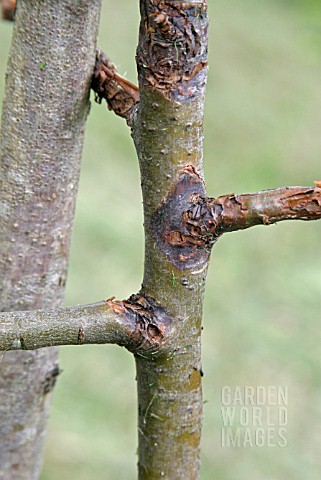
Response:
[[1, 1, 321, 478]]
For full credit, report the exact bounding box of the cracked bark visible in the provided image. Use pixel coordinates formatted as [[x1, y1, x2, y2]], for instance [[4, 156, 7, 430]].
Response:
[[0, 0, 102, 478], [91, 50, 140, 123], [162, 181, 321, 250], [0, 0, 15, 21], [0, 298, 174, 353], [1, 0, 321, 478], [131, 1, 209, 478]]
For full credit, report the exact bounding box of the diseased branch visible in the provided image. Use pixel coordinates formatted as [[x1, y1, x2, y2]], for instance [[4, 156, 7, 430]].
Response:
[[136, 0, 208, 102], [91, 50, 139, 123], [183, 184, 321, 244], [1, 182, 318, 353], [133, 2, 209, 478], [0, 293, 174, 354], [151, 166, 321, 269], [0, 1, 103, 476], [1, 2, 138, 118]]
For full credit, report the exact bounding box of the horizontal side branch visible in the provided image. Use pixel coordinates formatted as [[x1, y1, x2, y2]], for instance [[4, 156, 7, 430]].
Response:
[[183, 184, 321, 243], [0, 293, 174, 354], [214, 185, 321, 233], [0, 302, 132, 351]]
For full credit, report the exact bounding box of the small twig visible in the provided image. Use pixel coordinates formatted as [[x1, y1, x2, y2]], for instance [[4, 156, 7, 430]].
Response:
[[0, 294, 174, 353]]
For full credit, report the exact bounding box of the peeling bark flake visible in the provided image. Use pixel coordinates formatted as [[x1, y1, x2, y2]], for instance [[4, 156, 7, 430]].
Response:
[[92, 51, 139, 121], [106, 293, 173, 354], [1, 0, 16, 21]]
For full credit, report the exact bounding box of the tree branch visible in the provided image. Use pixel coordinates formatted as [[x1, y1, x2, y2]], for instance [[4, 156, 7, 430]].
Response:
[[0, 0, 103, 476], [1, 3, 141, 123], [0, 293, 174, 353], [0, 302, 130, 351], [132, 1, 209, 477], [182, 184, 321, 245]]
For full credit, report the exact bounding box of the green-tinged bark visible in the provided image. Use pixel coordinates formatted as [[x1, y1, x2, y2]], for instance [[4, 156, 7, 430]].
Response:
[[0, 302, 134, 351], [0, 294, 174, 353], [0, 0, 102, 477], [131, 1, 209, 478]]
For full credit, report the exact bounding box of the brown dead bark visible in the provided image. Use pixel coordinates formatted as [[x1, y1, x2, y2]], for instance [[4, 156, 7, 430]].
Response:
[[91, 50, 140, 122], [0, 0, 15, 21], [132, 1, 209, 478], [182, 184, 321, 244]]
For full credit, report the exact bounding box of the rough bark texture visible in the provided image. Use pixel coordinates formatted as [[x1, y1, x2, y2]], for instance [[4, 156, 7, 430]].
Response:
[[132, 1, 209, 478], [1, 1, 320, 478], [0, 0, 102, 478], [0, 296, 174, 353], [180, 184, 321, 246]]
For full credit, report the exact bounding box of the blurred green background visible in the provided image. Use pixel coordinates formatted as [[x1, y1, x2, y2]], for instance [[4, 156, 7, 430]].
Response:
[[1, 0, 321, 478]]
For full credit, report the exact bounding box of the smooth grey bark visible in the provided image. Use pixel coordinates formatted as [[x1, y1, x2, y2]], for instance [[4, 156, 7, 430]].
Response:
[[0, 0, 102, 478]]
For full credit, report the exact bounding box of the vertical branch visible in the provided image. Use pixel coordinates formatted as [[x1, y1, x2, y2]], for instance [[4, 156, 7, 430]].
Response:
[[0, 0, 102, 477], [132, 1, 209, 478]]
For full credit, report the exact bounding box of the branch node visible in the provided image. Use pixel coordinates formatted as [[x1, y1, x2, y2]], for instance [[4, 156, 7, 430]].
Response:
[[136, 1, 208, 101], [185, 184, 321, 237], [151, 165, 212, 270], [106, 293, 173, 356], [77, 327, 85, 344]]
